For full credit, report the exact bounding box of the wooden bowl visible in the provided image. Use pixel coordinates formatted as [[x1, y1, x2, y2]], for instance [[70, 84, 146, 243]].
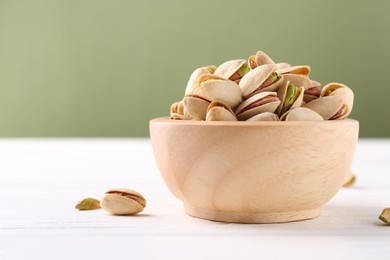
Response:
[[149, 118, 359, 223]]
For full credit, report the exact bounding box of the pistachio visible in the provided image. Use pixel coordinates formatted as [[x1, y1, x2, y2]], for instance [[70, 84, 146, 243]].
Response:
[[379, 208, 390, 224], [214, 59, 249, 82], [206, 100, 237, 121], [248, 51, 275, 69], [101, 188, 146, 215], [343, 172, 356, 187], [246, 112, 279, 121], [75, 198, 101, 210], [280, 107, 324, 121], [276, 81, 304, 116], [239, 64, 283, 98], [185, 66, 216, 95], [321, 82, 354, 119]]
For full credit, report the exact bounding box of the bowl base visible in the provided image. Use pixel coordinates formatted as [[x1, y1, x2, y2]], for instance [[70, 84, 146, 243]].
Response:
[[184, 205, 322, 224]]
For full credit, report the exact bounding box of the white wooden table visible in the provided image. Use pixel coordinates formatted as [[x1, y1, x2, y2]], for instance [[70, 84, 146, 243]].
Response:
[[0, 139, 389, 259]]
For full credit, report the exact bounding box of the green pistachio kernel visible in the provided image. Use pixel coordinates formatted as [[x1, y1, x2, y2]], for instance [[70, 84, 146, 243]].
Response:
[[76, 198, 101, 210], [284, 84, 298, 107], [268, 72, 280, 82], [379, 208, 390, 224], [237, 63, 250, 77]]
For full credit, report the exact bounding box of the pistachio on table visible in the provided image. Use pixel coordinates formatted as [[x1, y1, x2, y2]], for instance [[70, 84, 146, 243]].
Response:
[[379, 208, 390, 224], [343, 171, 356, 188], [75, 198, 101, 210], [170, 49, 354, 122], [100, 188, 146, 215]]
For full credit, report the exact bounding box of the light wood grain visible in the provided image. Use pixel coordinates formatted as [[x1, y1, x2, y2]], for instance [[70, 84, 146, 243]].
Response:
[[150, 118, 359, 223]]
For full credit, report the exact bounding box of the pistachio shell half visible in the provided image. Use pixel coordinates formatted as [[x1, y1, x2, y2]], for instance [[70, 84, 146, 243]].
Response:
[[235, 91, 280, 121], [280, 107, 324, 121], [239, 64, 283, 98], [282, 74, 312, 89], [183, 94, 211, 120], [197, 74, 242, 109], [185, 66, 216, 95], [206, 100, 237, 121], [276, 65, 311, 76], [214, 59, 249, 82], [275, 62, 291, 70], [246, 112, 279, 121]]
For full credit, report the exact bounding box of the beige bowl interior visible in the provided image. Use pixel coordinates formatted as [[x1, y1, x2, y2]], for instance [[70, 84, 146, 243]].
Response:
[[149, 118, 359, 223]]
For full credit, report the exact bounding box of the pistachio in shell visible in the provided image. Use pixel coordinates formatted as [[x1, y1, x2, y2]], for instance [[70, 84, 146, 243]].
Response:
[[170, 101, 184, 116], [321, 82, 354, 119], [235, 91, 280, 121], [280, 107, 324, 121], [185, 65, 216, 95], [101, 188, 146, 215], [304, 95, 345, 120], [239, 64, 283, 99], [304, 80, 321, 103], [214, 59, 250, 82], [246, 112, 279, 121], [248, 50, 275, 69], [206, 100, 237, 121], [276, 81, 304, 116], [197, 74, 242, 109], [183, 94, 211, 120]]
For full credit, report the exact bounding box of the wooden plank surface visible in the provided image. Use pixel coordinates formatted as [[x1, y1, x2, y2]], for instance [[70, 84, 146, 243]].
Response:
[[0, 139, 389, 259]]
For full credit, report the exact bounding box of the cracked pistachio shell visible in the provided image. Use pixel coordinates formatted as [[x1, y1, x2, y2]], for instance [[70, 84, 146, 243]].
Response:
[[197, 74, 242, 109], [276, 81, 304, 116], [275, 62, 291, 70], [280, 107, 324, 121], [235, 91, 280, 121], [101, 188, 146, 215], [239, 64, 283, 98], [276, 65, 311, 76], [321, 82, 354, 119], [185, 66, 217, 95], [183, 94, 211, 120], [170, 101, 184, 116], [206, 100, 237, 121], [282, 74, 312, 90], [214, 59, 248, 80], [248, 51, 275, 69], [303, 95, 343, 120], [304, 80, 321, 103], [246, 112, 279, 121], [170, 113, 184, 120]]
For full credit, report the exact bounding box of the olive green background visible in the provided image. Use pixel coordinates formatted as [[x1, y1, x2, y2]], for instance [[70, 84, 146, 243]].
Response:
[[0, 0, 389, 137]]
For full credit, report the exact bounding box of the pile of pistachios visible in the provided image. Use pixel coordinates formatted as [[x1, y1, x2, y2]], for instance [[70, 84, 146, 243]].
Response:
[[170, 50, 354, 121]]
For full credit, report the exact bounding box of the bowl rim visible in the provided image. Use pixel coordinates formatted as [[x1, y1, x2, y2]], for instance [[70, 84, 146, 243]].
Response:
[[150, 117, 359, 126]]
